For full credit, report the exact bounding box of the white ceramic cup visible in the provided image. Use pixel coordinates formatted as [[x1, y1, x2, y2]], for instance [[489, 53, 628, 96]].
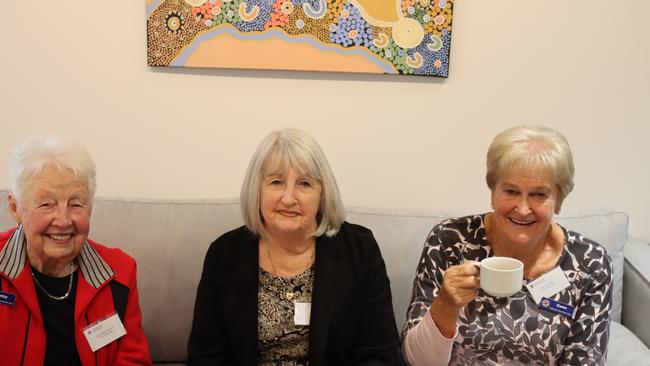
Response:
[[475, 256, 524, 297]]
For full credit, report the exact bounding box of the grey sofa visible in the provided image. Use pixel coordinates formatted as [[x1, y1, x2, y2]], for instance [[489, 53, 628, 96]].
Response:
[[1, 192, 648, 365]]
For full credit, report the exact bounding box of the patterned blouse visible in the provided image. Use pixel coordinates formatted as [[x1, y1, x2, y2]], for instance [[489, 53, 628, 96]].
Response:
[[258, 266, 314, 366], [403, 214, 613, 365]]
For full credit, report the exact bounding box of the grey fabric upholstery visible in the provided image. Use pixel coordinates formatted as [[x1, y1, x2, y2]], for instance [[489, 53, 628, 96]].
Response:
[[623, 238, 650, 347], [0, 192, 648, 365], [608, 321, 650, 364]]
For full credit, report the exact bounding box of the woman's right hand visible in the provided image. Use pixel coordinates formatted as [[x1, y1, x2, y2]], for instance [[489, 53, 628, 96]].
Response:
[[438, 262, 480, 308], [428, 262, 480, 337]]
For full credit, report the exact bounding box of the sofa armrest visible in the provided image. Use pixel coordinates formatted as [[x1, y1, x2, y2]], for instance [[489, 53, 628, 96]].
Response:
[[622, 237, 650, 348]]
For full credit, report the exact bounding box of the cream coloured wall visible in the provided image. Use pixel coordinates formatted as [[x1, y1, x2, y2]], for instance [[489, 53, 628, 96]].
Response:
[[2, 1, 649, 239]]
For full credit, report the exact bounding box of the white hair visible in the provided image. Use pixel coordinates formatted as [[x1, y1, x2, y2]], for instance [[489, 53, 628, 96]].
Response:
[[9, 135, 96, 202], [240, 129, 345, 238]]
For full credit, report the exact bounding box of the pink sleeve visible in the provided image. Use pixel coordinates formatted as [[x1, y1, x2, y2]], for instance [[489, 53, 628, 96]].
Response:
[[403, 311, 456, 366]]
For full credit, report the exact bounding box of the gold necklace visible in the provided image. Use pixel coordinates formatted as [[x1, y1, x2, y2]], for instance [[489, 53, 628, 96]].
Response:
[[32, 262, 74, 301], [265, 240, 314, 301]]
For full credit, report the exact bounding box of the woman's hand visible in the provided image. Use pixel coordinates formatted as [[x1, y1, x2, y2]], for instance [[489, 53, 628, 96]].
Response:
[[438, 262, 480, 308], [428, 262, 480, 337]]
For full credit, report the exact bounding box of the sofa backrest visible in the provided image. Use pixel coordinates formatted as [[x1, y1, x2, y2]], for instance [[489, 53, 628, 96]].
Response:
[[0, 192, 628, 362]]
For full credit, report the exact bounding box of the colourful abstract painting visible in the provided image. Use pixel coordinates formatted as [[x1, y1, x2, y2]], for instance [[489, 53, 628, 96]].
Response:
[[146, 0, 453, 77]]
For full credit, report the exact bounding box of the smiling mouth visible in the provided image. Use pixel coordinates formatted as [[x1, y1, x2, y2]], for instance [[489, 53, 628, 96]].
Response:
[[46, 234, 74, 241], [278, 210, 300, 217], [509, 217, 536, 226]]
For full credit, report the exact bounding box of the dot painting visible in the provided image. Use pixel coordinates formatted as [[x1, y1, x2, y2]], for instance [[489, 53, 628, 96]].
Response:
[[146, 0, 453, 77]]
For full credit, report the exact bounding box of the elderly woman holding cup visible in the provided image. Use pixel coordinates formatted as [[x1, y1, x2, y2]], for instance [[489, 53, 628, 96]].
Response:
[[402, 126, 612, 365], [0, 136, 151, 365]]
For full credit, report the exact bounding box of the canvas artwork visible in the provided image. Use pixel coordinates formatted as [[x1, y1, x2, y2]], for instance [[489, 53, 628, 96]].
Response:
[[146, 0, 453, 77]]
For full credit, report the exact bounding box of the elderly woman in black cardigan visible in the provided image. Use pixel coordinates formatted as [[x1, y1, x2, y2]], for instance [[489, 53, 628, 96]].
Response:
[[188, 128, 399, 366]]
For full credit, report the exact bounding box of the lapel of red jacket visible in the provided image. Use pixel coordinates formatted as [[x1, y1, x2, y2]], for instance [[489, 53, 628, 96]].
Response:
[[0, 227, 42, 320], [74, 243, 116, 324]]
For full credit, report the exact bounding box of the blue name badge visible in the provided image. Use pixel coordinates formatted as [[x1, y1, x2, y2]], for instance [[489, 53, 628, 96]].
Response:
[[0, 291, 17, 306], [540, 297, 574, 317]]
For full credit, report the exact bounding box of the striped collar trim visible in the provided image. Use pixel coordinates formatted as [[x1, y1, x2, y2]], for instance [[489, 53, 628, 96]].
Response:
[[0, 226, 26, 280], [77, 243, 115, 288], [0, 226, 115, 288]]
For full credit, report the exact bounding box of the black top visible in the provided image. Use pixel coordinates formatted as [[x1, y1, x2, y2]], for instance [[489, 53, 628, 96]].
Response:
[[187, 222, 400, 366], [32, 267, 82, 366]]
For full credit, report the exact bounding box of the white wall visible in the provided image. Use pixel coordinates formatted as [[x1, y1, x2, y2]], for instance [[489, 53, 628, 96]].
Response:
[[2, 1, 649, 239]]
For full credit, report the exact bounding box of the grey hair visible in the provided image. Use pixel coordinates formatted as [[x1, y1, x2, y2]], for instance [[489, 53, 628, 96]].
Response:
[[9, 136, 97, 203], [486, 126, 575, 205], [240, 129, 345, 238]]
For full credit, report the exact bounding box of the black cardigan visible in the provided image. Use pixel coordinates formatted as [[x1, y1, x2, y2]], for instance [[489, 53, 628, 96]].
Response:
[[187, 222, 400, 366]]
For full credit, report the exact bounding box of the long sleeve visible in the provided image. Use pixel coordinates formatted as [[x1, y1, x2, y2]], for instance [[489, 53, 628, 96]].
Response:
[[402, 223, 455, 364], [403, 310, 455, 366], [402, 216, 615, 364], [351, 228, 400, 366], [187, 241, 235, 366]]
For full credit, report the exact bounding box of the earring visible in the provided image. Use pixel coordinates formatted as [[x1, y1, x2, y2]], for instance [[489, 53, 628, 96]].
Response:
[[490, 203, 495, 209]]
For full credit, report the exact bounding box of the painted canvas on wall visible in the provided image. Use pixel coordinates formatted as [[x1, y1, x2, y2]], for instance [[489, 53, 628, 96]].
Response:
[[146, 0, 453, 77]]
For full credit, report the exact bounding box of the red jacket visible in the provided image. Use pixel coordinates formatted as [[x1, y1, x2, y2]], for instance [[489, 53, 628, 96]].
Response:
[[0, 227, 152, 366]]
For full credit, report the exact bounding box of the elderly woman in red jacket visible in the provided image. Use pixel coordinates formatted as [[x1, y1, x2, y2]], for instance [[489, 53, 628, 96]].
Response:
[[0, 136, 151, 366]]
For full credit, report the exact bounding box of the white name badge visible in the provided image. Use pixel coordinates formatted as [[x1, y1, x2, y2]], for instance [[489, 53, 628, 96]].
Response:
[[294, 301, 311, 326], [525, 266, 571, 304], [83, 312, 127, 352]]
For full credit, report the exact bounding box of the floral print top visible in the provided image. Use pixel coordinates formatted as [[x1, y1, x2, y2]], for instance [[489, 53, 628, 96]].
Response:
[[258, 266, 314, 366], [403, 214, 613, 365]]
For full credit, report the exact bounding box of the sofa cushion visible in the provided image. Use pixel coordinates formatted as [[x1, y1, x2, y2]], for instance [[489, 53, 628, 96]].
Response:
[[88, 198, 243, 362], [608, 321, 650, 364], [622, 239, 650, 348], [346, 207, 449, 331]]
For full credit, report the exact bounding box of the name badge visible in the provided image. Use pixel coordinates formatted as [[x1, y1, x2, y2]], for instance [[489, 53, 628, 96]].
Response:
[[83, 312, 127, 352], [525, 266, 570, 304], [0, 291, 16, 306], [540, 297, 575, 317], [294, 301, 311, 326]]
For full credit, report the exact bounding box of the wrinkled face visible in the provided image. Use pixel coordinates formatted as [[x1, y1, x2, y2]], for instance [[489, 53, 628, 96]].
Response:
[[260, 166, 322, 238], [9, 165, 91, 272], [490, 168, 559, 248]]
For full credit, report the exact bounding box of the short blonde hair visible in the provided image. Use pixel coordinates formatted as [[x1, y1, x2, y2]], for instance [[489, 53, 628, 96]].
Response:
[[486, 126, 575, 204], [10, 135, 96, 203], [240, 129, 345, 238]]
